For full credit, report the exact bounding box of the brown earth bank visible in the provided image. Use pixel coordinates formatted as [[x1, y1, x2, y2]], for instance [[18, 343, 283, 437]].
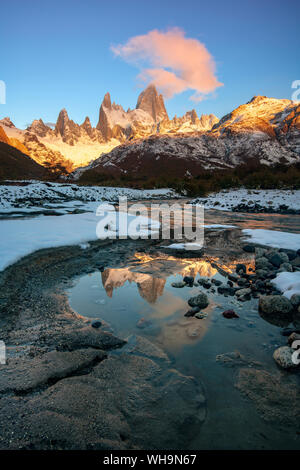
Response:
[[0, 142, 48, 180]]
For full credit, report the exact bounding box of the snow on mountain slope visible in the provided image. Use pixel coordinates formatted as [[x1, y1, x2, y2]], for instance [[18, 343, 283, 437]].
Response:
[[0, 85, 218, 170], [74, 96, 300, 180]]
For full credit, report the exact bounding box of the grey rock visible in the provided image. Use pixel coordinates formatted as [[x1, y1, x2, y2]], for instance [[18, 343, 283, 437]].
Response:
[[278, 262, 293, 272], [183, 276, 194, 285], [273, 346, 298, 369], [228, 273, 239, 282], [195, 311, 208, 319], [259, 295, 293, 315], [287, 332, 300, 345], [290, 294, 300, 308], [184, 306, 200, 317], [211, 278, 222, 286], [256, 257, 273, 270], [171, 281, 186, 288], [242, 245, 255, 253], [269, 253, 286, 268], [291, 256, 300, 268], [236, 263, 246, 274], [188, 292, 209, 309], [256, 269, 268, 279], [236, 288, 251, 297]]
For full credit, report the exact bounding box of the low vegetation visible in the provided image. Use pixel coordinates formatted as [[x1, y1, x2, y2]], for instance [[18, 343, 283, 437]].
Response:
[[76, 161, 300, 197]]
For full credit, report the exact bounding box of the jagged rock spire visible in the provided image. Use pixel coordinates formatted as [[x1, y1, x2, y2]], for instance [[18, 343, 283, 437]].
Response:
[[136, 84, 168, 122]]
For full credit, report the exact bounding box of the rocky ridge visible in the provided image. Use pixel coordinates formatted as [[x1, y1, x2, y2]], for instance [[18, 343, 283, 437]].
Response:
[[0, 84, 218, 169], [74, 96, 300, 180]]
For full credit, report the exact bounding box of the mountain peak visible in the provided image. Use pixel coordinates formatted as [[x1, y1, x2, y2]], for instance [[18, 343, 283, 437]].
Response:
[[102, 92, 112, 109], [0, 117, 15, 128], [27, 118, 52, 137], [55, 109, 70, 137], [136, 85, 168, 122]]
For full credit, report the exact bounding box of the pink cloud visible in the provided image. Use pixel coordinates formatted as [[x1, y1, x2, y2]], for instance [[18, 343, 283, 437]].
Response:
[[111, 28, 223, 100]]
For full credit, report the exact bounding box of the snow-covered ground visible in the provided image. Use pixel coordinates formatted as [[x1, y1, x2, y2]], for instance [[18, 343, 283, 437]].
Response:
[[0, 210, 160, 271], [242, 229, 300, 251], [0, 181, 180, 215], [191, 189, 300, 212], [272, 272, 300, 299]]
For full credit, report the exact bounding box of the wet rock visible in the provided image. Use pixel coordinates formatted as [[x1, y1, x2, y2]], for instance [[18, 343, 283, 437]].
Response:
[[236, 263, 246, 274], [237, 277, 247, 286], [222, 309, 239, 319], [256, 257, 273, 270], [91, 321, 102, 329], [242, 245, 255, 253], [188, 292, 209, 309], [236, 368, 300, 427], [236, 288, 251, 297], [0, 348, 107, 394], [259, 295, 293, 315], [269, 253, 285, 268], [227, 280, 233, 287], [124, 335, 170, 363], [256, 269, 268, 279], [288, 332, 300, 346], [184, 306, 200, 317], [273, 346, 298, 369], [291, 256, 300, 268], [216, 351, 260, 368], [195, 311, 208, 319], [171, 282, 186, 288], [183, 276, 194, 285], [211, 278, 222, 286], [291, 294, 300, 308], [53, 326, 126, 351], [255, 247, 267, 258], [279, 249, 297, 261], [217, 286, 236, 296], [278, 262, 293, 273], [254, 280, 265, 291], [202, 281, 211, 289]]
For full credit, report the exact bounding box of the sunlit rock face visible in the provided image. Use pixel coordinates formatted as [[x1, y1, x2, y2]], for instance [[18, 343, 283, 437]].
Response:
[[0, 85, 218, 170], [0, 125, 10, 144], [136, 84, 169, 123], [75, 96, 300, 179]]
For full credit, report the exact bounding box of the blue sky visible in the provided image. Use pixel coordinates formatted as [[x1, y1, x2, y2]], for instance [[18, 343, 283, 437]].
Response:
[[1, 0, 300, 128]]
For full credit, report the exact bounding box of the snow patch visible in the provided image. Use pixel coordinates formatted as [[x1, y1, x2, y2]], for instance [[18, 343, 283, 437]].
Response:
[[271, 272, 300, 299], [242, 229, 300, 250]]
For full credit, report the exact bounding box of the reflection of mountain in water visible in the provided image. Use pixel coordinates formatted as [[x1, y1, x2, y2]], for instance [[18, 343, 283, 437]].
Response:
[[101, 268, 165, 304], [100, 253, 255, 305]]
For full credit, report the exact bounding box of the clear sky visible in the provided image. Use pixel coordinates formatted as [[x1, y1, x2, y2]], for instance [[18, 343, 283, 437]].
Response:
[[1, 0, 300, 129]]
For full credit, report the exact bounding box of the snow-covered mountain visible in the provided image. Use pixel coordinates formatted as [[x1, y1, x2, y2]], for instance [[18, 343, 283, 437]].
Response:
[[0, 85, 218, 170], [73, 96, 300, 180]]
